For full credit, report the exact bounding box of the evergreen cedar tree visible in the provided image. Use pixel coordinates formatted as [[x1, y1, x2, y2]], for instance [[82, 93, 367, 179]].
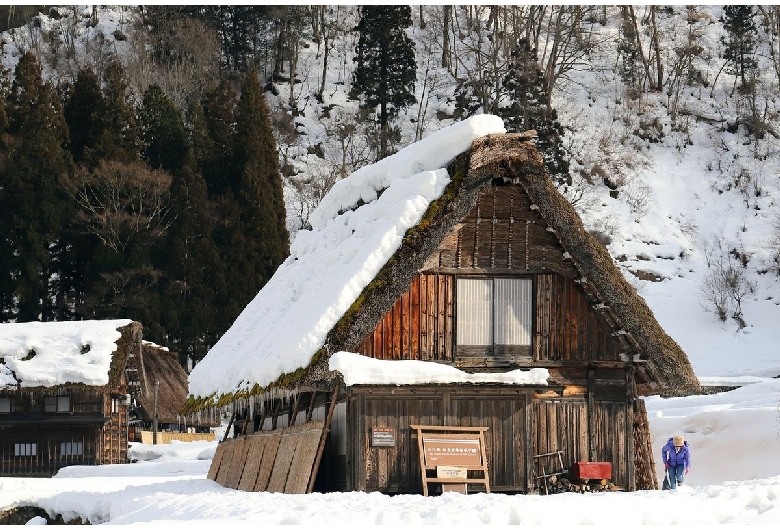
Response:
[[0, 52, 288, 366], [499, 40, 570, 187], [721, 5, 758, 87], [139, 84, 188, 174], [352, 5, 417, 160], [1, 52, 74, 322]]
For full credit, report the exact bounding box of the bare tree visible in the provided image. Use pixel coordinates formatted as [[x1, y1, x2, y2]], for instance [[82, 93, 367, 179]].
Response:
[[701, 236, 755, 328], [65, 160, 173, 254], [125, 15, 221, 110]]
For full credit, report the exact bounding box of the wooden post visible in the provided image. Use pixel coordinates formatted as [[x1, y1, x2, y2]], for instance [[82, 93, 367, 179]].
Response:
[[289, 393, 302, 427], [307, 384, 340, 493], [305, 391, 318, 423], [152, 380, 159, 445], [222, 410, 235, 443], [587, 368, 596, 462]]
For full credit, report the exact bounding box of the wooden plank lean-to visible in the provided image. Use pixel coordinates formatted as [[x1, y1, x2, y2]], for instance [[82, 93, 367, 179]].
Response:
[[254, 432, 281, 491], [207, 441, 228, 481], [306, 384, 340, 493], [237, 435, 267, 491]]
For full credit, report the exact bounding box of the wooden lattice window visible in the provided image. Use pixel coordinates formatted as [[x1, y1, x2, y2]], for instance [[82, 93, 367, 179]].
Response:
[[60, 441, 84, 456], [456, 277, 533, 357], [14, 442, 36, 456]]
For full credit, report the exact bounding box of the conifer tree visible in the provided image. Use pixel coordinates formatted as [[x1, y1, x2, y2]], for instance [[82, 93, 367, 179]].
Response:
[[722, 6, 758, 88], [163, 158, 221, 364], [64, 68, 103, 167], [192, 81, 237, 196], [139, 84, 187, 173], [500, 40, 570, 186], [233, 68, 289, 292], [95, 59, 140, 163], [352, 6, 416, 160], [1, 52, 75, 321]]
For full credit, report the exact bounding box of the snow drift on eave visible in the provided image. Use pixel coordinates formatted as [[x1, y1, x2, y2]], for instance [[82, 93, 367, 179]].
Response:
[[188, 115, 506, 401], [0, 319, 133, 388]]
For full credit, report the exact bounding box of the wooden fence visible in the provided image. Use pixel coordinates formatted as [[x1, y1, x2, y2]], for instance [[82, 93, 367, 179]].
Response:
[[139, 431, 216, 445]]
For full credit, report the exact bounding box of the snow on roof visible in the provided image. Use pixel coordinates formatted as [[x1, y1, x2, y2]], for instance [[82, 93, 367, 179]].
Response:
[[188, 115, 506, 400], [329, 351, 549, 386], [0, 319, 133, 388]]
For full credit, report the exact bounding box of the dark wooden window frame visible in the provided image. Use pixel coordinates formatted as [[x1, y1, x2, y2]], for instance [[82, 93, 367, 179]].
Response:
[[454, 274, 535, 359], [44, 395, 71, 413]]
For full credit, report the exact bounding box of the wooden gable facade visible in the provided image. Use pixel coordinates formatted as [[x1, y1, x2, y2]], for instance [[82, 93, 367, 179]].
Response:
[[0, 322, 140, 476], [206, 132, 699, 495]]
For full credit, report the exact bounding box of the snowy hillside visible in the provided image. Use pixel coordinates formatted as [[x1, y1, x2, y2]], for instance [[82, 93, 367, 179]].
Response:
[[263, 5, 780, 380], [1, 5, 779, 380]]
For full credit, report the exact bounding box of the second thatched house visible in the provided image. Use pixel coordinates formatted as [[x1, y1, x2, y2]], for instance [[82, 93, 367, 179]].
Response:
[[0, 320, 139, 476], [126, 342, 217, 444], [187, 115, 700, 495]]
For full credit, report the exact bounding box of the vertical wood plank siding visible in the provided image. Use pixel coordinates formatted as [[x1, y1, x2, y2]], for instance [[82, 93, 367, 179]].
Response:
[[358, 271, 621, 363], [358, 274, 455, 362], [349, 387, 527, 493]]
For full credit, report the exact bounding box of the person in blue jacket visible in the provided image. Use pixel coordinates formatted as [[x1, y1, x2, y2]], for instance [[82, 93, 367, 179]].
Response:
[[662, 435, 690, 489]]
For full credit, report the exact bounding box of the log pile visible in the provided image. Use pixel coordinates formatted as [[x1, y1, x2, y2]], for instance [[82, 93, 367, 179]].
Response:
[[537, 475, 623, 494]]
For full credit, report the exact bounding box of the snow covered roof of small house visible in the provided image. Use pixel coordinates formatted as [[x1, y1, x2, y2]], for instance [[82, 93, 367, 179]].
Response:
[[0, 319, 137, 389], [187, 115, 507, 403]]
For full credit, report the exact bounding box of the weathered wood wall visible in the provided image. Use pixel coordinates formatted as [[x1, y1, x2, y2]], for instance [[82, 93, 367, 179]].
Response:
[[0, 389, 128, 476], [357, 271, 623, 365], [346, 385, 645, 494], [101, 394, 128, 465]]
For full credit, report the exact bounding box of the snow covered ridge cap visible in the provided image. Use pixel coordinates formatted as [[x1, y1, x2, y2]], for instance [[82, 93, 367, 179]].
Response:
[[329, 351, 549, 387], [308, 114, 506, 229], [0, 319, 133, 388]]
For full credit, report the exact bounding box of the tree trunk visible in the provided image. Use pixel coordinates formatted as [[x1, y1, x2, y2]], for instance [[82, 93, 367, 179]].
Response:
[[628, 6, 656, 91], [442, 5, 451, 69], [650, 6, 663, 90]]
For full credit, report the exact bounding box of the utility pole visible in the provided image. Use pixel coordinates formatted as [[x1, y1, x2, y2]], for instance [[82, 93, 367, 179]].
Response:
[[153, 380, 159, 445]]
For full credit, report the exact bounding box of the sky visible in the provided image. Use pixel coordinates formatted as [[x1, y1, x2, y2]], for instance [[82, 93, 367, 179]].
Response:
[[1, 6, 780, 526]]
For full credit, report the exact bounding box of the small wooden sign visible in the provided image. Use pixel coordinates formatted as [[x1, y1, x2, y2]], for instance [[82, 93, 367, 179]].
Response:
[[371, 427, 395, 447], [422, 436, 481, 466], [436, 465, 467, 479]]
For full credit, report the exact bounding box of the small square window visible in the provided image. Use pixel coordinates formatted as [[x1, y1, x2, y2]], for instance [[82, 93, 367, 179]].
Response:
[[0, 397, 10, 414]]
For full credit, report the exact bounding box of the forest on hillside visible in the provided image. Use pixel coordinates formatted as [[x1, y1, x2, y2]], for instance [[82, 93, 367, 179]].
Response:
[[1, 5, 779, 367]]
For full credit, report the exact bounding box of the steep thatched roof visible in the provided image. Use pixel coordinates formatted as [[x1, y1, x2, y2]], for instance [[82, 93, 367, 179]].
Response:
[[135, 343, 217, 426], [301, 132, 699, 395]]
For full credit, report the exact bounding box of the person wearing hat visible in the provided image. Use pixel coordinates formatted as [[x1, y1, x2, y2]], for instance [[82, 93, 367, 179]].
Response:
[[662, 435, 690, 489]]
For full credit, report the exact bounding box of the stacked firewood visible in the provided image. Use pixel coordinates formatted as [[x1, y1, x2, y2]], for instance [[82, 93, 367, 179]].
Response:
[[538, 475, 623, 494]]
